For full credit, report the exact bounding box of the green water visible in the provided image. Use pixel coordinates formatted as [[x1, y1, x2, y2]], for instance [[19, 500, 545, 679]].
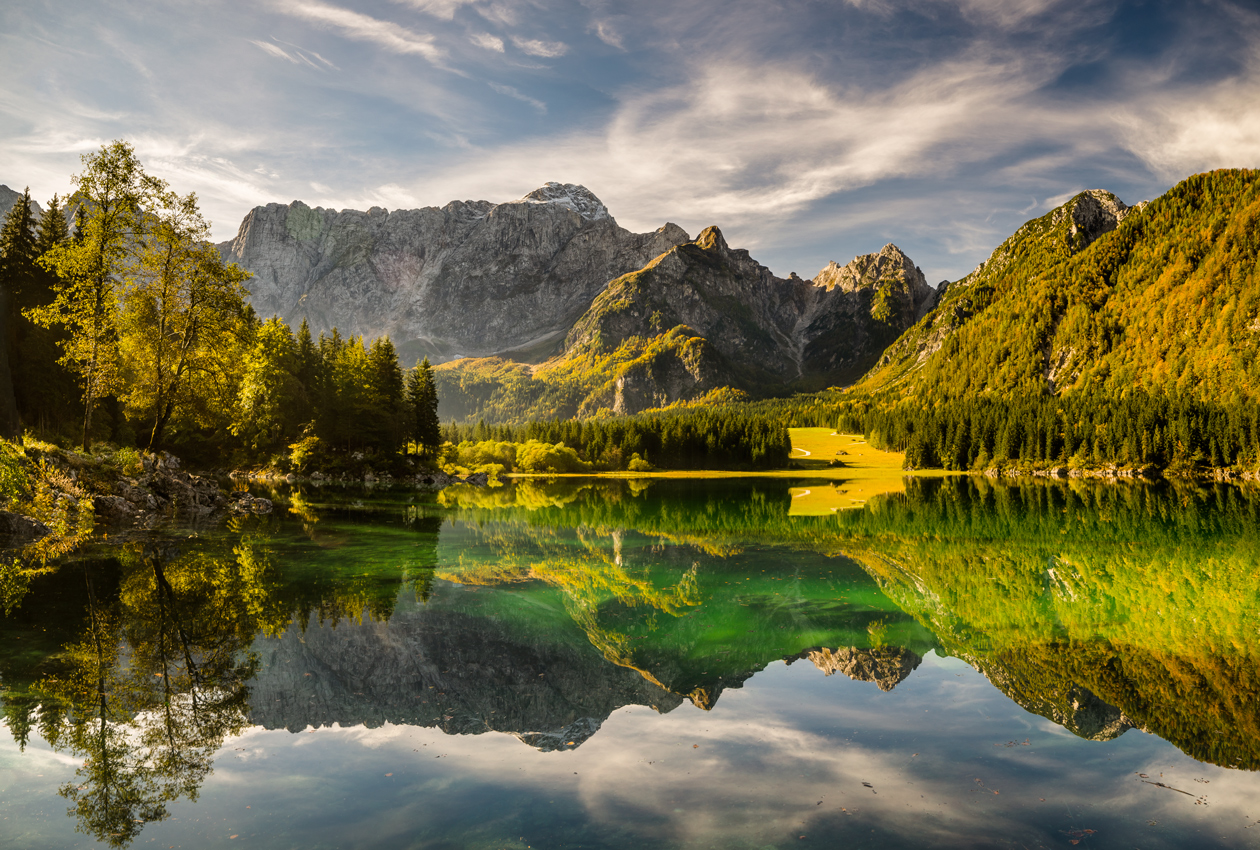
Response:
[[2, 476, 1259, 849]]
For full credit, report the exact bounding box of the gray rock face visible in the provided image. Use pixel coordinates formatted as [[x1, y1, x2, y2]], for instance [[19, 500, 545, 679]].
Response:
[[0, 185, 42, 224], [565, 227, 937, 391], [1063, 189, 1136, 250], [218, 183, 689, 364]]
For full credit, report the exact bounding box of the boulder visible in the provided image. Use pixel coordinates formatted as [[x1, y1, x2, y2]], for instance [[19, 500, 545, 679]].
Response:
[[0, 510, 50, 547]]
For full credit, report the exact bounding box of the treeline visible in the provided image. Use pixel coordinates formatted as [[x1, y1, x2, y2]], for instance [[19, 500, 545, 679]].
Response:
[[443, 410, 791, 472], [725, 389, 1260, 474], [234, 317, 441, 467], [0, 142, 442, 468], [859, 391, 1260, 473]]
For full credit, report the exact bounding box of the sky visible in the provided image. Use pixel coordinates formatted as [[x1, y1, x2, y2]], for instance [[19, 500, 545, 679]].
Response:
[[2, 0, 1259, 282]]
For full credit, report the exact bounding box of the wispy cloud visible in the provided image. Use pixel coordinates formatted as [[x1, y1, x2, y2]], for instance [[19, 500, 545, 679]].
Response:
[[390, 0, 480, 20], [251, 39, 302, 63], [249, 38, 339, 70], [489, 82, 546, 113], [469, 31, 504, 52], [511, 35, 567, 58], [592, 21, 624, 50], [275, 0, 445, 63]]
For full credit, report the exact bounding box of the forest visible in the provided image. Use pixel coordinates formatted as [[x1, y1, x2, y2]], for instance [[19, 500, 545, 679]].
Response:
[[0, 142, 786, 474]]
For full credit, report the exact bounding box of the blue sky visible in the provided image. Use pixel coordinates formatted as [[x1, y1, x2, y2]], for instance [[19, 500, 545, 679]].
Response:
[[2, 0, 1258, 281]]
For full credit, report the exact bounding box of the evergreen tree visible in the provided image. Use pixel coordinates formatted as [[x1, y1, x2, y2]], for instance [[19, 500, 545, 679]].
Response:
[[34, 194, 69, 257], [15, 195, 77, 434], [0, 188, 36, 437], [232, 318, 304, 453], [365, 336, 404, 451], [406, 357, 441, 457]]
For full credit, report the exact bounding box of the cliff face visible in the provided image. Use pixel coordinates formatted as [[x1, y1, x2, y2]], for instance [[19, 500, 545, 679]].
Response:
[[218, 183, 689, 364], [563, 227, 937, 393]]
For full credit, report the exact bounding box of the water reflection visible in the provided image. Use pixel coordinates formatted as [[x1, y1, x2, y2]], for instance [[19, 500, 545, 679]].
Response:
[[2, 475, 1259, 846]]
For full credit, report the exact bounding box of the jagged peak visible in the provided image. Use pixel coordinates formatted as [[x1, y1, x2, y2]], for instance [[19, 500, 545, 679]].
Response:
[[509, 181, 611, 222], [812, 243, 926, 293], [693, 225, 729, 253]]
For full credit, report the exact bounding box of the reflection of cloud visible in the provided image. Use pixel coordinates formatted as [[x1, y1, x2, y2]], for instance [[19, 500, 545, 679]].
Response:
[[205, 658, 1260, 848]]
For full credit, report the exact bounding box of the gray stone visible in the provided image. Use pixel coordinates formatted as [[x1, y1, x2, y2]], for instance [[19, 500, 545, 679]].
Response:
[[0, 510, 50, 547]]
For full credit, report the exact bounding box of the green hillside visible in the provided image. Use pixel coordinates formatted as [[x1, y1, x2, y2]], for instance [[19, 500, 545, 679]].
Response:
[[857, 169, 1260, 401]]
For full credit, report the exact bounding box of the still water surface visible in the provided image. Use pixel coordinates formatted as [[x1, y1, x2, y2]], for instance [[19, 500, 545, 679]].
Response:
[[2, 476, 1259, 849]]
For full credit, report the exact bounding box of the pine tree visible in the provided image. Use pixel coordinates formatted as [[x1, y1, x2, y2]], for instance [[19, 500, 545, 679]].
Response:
[[0, 187, 37, 437], [34, 194, 69, 258], [366, 336, 404, 451], [407, 357, 441, 457]]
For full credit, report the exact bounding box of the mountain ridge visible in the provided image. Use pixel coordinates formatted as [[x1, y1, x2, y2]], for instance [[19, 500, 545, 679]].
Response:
[[217, 181, 690, 364]]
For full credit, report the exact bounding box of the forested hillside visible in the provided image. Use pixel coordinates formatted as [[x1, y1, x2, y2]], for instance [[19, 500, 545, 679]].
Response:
[[857, 171, 1260, 401], [720, 171, 1260, 475]]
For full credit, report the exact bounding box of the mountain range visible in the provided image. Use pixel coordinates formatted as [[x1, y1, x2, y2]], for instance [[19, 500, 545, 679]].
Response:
[[218, 182, 939, 418], [11, 167, 1257, 423]]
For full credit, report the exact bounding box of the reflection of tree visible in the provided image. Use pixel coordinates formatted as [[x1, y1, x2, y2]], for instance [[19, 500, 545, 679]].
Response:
[[35, 533, 282, 847]]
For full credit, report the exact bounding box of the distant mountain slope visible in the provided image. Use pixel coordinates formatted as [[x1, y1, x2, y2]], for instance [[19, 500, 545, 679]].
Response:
[[217, 182, 688, 364], [855, 170, 1260, 402], [0, 185, 43, 222], [434, 228, 938, 420]]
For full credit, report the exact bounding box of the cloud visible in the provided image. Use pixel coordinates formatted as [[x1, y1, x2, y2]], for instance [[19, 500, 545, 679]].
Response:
[[391, 0, 480, 20], [488, 82, 546, 113], [249, 38, 338, 70], [469, 32, 504, 52], [251, 39, 303, 63], [1119, 57, 1260, 177], [510, 36, 568, 57], [407, 52, 1077, 231], [275, 0, 445, 63], [592, 21, 624, 49]]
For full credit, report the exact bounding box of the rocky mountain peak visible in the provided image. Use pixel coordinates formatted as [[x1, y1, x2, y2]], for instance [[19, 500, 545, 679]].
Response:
[[693, 225, 731, 253], [510, 182, 611, 222], [812, 243, 923, 293], [1065, 189, 1131, 250]]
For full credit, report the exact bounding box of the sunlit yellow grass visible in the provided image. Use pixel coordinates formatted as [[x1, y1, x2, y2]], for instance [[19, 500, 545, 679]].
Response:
[[504, 429, 953, 506]]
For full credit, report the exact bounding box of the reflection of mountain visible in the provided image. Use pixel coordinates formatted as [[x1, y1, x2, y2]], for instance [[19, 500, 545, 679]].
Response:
[[247, 595, 683, 750], [432, 476, 1260, 766], [795, 646, 922, 691], [840, 477, 1260, 767]]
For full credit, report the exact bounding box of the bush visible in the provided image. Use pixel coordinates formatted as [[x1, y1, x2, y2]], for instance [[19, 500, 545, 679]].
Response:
[[515, 440, 593, 474]]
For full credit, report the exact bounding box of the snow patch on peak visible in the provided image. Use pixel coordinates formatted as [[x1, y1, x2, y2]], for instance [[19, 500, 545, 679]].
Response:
[[510, 182, 611, 222]]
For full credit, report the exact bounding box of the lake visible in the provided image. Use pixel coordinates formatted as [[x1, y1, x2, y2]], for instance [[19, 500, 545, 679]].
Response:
[[2, 475, 1259, 849]]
